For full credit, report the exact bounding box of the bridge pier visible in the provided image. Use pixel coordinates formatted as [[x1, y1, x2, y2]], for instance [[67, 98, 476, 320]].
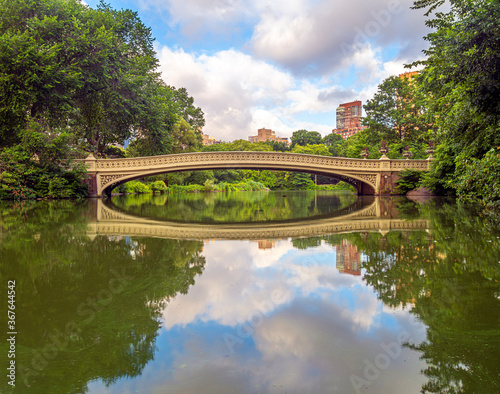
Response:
[[378, 172, 401, 195], [82, 155, 100, 197]]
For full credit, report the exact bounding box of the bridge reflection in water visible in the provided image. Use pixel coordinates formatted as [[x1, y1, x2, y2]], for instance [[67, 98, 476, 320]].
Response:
[[86, 197, 430, 241]]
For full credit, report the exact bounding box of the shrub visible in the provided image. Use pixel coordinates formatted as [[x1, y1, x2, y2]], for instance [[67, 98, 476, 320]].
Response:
[[0, 172, 36, 200], [456, 148, 500, 211], [164, 180, 268, 193], [123, 180, 151, 194], [204, 179, 216, 192], [394, 169, 425, 195], [150, 180, 167, 193], [308, 182, 355, 192], [47, 176, 71, 199]]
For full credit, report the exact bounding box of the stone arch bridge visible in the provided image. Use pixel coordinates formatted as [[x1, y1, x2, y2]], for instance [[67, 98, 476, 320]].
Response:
[[81, 151, 431, 197]]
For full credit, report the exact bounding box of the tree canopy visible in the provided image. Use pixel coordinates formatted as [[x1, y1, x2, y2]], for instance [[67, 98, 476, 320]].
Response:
[[410, 0, 500, 203], [290, 130, 322, 147], [0, 0, 205, 198], [363, 75, 432, 145], [0, 0, 204, 155]]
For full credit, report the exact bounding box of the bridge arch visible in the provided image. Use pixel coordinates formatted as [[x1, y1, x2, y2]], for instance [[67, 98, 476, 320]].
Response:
[[80, 151, 431, 197], [101, 165, 374, 196]]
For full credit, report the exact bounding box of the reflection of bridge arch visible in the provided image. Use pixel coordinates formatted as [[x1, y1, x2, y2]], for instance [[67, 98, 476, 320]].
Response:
[[80, 151, 431, 197], [87, 198, 430, 241], [106, 194, 375, 224]]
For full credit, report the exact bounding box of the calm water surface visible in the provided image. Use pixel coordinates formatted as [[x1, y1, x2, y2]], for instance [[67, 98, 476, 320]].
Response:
[[0, 191, 499, 394]]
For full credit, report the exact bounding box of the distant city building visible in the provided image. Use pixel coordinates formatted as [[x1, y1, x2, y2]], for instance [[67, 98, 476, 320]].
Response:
[[336, 239, 361, 276], [249, 128, 289, 144], [249, 239, 279, 250], [399, 71, 418, 81], [202, 133, 220, 146], [332, 100, 367, 140], [257, 240, 276, 250]]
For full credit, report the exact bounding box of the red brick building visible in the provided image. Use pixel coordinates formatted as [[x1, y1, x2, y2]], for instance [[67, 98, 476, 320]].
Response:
[[336, 239, 361, 276], [332, 100, 367, 140]]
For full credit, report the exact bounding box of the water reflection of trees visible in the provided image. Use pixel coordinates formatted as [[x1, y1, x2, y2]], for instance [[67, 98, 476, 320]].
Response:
[[0, 201, 205, 393], [295, 200, 500, 393], [109, 190, 357, 223]]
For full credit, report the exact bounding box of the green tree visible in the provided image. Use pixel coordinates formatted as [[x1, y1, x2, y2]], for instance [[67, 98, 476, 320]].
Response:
[[170, 117, 202, 153], [322, 133, 346, 156], [185, 170, 215, 185], [363, 75, 432, 145], [231, 139, 273, 151], [0, 0, 90, 147], [0, 0, 206, 160], [290, 130, 322, 147], [0, 120, 88, 199], [291, 144, 332, 156], [170, 87, 205, 131], [0, 0, 162, 153], [267, 140, 291, 152], [125, 82, 179, 157], [412, 0, 500, 202], [284, 172, 315, 189]]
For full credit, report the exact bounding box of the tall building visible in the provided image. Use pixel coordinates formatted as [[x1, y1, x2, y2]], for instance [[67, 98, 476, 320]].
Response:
[[333, 100, 367, 140], [249, 128, 289, 144], [336, 239, 361, 276]]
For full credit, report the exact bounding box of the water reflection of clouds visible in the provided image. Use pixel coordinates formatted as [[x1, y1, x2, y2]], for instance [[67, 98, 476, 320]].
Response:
[[164, 240, 375, 329], [90, 238, 427, 393]]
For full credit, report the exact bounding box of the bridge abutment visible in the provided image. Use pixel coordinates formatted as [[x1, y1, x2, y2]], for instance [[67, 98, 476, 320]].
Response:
[[85, 174, 99, 197], [378, 172, 401, 195]]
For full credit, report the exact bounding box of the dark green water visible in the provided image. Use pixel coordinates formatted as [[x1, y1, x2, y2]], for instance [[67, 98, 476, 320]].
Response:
[[0, 191, 499, 393]]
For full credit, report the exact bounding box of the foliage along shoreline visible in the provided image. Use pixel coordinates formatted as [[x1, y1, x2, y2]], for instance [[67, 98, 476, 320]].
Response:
[[112, 178, 355, 196]]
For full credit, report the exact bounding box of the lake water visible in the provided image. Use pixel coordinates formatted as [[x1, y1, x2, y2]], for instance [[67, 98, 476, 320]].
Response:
[[1, 191, 499, 394]]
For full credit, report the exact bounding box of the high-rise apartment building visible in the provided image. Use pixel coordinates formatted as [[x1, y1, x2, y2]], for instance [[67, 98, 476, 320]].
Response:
[[336, 239, 361, 276], [333, 100, 367, 140]]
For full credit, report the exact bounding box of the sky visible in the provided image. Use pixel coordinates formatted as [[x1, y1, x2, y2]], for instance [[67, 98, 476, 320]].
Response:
[[84, 0, 432, 142]]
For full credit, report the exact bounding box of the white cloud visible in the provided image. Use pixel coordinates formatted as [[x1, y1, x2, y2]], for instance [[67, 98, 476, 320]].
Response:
[[147, 0, 429, 76], [151, 0, 431, 141], [249, 0, 429, 76], [139, 0, 254, 40], [162, 239, 372, 330], [157, 46, 345, 139]]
